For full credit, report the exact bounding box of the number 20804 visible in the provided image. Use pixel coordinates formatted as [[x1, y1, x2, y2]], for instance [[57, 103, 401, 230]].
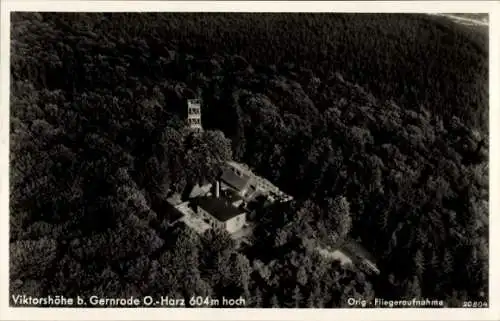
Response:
[[462, 301, 488, 308]]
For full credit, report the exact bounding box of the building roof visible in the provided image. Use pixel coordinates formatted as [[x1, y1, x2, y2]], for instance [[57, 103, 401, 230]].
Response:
[[195, 196, 243, 222], [221, 168, 251, 192], [227, 161, 253, 174], [188, 182, 212, 199], [150, 194, 183, 222], [167, 208, 185, 223], [244, 185, 260, 200], [222, 189, 244, 204], [159, 200, 185, 223], [166, 193, 182, 206], [181, 180, 211, 200]]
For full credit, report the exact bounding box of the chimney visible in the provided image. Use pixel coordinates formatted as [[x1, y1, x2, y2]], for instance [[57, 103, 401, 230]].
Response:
[[215, 181, 220, 198]]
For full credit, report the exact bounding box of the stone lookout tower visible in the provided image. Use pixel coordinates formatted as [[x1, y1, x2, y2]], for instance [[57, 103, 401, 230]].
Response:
[[187, 98, 203, 132]]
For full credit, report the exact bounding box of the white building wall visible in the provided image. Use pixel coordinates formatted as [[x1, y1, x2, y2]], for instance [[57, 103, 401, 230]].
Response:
[[225, 213, 246, 234], [197, 207, 222, 229]]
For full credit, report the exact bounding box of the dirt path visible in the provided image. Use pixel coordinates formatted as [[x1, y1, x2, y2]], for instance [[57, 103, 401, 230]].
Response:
[[428, 13, 489, 27]]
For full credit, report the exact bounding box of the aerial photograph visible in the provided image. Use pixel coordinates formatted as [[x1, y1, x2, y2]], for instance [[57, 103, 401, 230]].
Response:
[[9, 11, 489, 308]]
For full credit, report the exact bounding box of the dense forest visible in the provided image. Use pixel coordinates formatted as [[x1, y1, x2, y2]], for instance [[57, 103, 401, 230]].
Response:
[[10, 12, 488, 307]]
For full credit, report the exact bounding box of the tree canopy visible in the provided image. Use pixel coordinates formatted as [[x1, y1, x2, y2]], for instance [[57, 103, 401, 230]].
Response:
[[10, 12, 488, 307]]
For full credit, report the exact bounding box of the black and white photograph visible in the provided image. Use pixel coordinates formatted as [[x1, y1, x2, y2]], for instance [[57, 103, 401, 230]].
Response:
[[1, 1, 499, 320]]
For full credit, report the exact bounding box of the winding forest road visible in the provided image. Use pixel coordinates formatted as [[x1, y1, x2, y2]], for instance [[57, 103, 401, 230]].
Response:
[[428, 13, 489, 27]]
